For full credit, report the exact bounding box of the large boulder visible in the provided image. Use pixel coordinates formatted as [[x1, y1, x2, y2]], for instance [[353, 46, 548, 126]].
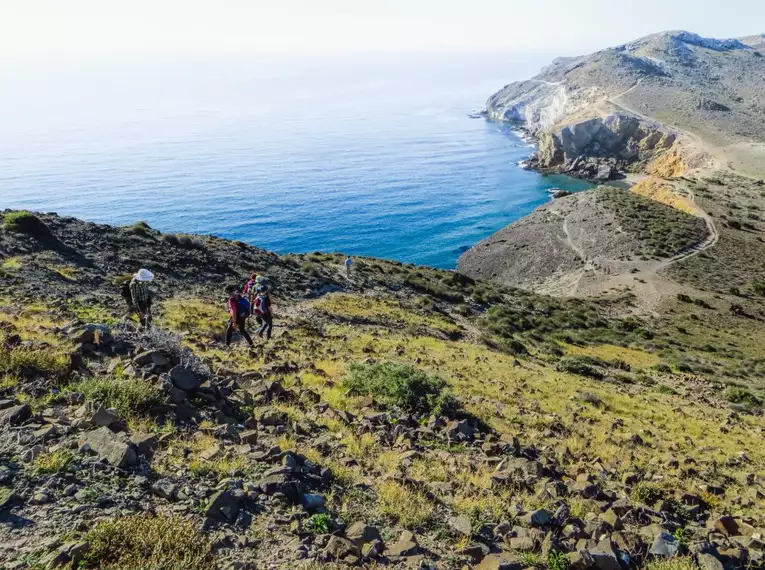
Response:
[[0, 403, 31, 427], [79, 427, 137, 468], [205, 491, 239, 521], [477, 553, 523, 570], [170, 365, 202, 392]]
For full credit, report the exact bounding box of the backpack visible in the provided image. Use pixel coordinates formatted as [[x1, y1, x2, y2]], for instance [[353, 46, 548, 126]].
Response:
[[243, 280, 256, 295], [254, 293, 269, 315], [120, 279, 133, 308], [238, 297, 250, 317]]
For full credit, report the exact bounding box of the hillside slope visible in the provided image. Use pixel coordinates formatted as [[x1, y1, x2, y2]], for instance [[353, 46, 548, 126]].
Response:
[[487, 31, 765, 179], [457, 187, 709, 302], [2, 210, 765, 569]]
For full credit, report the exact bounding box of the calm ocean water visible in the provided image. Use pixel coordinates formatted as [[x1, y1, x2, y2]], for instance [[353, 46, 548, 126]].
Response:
[[0, 54, 590, 269]]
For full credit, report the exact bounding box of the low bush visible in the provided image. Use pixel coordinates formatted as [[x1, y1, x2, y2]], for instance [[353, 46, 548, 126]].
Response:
[[70, 377, 165, 418], [33, 450, 73, 474], [3, 210, 52, 239], [300, 262, 320, 277], [630, 481, 664, 505], [304, 513, 332, 534], [162, 233, 205, 250], [83, 513, 213, 570], [125, 221, 152, 237], [0, 340, 69, 378], [343, 362, 457, 415], [724, 386, 762, 407], [556, 356, 605, 379]]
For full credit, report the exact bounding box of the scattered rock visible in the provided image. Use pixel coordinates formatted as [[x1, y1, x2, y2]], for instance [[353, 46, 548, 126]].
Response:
[[325, 535, 360, 563], [205, 491, 239, 521], [345, 522, 381, 547], [0, 403, 31, 427], [170, 365, 203, 392], [449, 514, 473, 536], [385, 530, 419, 557], [590, 539, 621, 570], [79, 427, 137, 468], [151, 479, 177, 500], [90, 407, 122, 427], [477, 553, 523, 570]]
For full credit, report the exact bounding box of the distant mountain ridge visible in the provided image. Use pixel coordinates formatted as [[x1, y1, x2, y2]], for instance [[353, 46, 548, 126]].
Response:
[[486, 30, 765, 180]]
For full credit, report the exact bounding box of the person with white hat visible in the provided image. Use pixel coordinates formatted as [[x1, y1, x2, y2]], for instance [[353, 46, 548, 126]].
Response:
[[130, 268, 154, 329]]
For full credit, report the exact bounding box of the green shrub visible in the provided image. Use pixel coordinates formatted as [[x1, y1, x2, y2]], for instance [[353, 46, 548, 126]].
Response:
[[301, 262, 320, 277], [548, 551, 571, 570], [630, 481, 664, 505], [33, 450, 73, 474], [83, 513, 213, 570], [644, 557, 699, 570], [3, 211, 52, 239], [304, 513, 332, 534], [556, 356, 605, 379], [0, 341, 69, 377], [754, 282, 765, 297], [724, 386, 762, 407], [677, 293, 693, 303], [162, 233, 204, 250], [655, 385, 678, 395], [343, 362, 457, 415], [70, 377, 165, 418], [125, 221, 152, 237]]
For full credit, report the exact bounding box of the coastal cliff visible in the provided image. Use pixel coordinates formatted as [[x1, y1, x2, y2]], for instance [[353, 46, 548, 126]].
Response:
[[488, 30, 765, 180]]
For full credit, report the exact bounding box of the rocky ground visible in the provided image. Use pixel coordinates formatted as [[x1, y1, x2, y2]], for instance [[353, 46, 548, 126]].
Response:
[[1, 209, 765, 570]]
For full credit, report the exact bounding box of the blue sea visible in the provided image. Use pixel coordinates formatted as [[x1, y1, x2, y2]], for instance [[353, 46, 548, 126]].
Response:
[[0, 53, 590, 269]]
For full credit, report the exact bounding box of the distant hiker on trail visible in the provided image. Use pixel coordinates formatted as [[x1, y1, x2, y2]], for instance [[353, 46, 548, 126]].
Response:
[[344, 256, 352, 277], [253, 285, 273, 340], [226, 286, 254, 349], [129, 269, 153, 328]]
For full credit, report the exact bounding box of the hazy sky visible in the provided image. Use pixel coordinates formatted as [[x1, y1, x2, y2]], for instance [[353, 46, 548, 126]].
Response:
[[1, 0, 763, 63]]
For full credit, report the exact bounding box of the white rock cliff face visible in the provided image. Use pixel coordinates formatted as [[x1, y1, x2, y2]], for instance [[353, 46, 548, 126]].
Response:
[[486, 80, 570, 131]]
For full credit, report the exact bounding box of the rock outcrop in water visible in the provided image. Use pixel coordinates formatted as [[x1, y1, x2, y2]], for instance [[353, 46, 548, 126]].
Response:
[[487, 30, 765, 180]]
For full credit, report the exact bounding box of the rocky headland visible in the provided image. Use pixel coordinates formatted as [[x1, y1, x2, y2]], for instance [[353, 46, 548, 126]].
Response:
[[487, 31, 765, 182]]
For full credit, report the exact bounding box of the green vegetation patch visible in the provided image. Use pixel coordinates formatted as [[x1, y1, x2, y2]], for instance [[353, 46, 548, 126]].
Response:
[[597, 187, 708, 257], [724, 386, 762, 408], [343, 361, 457, 415], [69, 377, 165, 419], [2, 211, 52, 239], [0, 339, 69, 379], [83, 513, 213, 570]]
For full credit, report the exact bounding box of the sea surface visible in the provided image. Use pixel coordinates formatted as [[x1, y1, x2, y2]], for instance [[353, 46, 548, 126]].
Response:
[[0, 53, 591, 269]]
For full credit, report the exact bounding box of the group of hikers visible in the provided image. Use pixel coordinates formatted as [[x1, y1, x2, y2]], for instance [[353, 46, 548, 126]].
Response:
[[225, 273, 273, 349], [123, 255, 354, 347], [122, 269, 274, 349]]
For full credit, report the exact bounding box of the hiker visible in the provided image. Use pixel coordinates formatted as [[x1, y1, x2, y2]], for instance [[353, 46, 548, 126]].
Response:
[[226, 285, 254, 348], [253, 285, 273, 340], [344, 256, 352, 277], [243, 272, 259, 314], [129, 268, 153, 328]]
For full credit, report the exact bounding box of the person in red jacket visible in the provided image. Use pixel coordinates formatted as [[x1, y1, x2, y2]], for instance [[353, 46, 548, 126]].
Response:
[[225, 285, 254, 348]]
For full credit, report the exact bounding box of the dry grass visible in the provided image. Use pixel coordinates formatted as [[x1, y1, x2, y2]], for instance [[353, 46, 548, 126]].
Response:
[[83, 513, 213, 570]]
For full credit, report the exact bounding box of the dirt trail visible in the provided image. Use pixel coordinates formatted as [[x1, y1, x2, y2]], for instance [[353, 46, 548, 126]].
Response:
[[548, 188, 719, 312]]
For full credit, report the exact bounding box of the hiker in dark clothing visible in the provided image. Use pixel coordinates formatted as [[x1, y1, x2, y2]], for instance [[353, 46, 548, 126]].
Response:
[[129, 268, 153, 328], [253, 285, 273, 340], [226, 286, 254, 348]]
